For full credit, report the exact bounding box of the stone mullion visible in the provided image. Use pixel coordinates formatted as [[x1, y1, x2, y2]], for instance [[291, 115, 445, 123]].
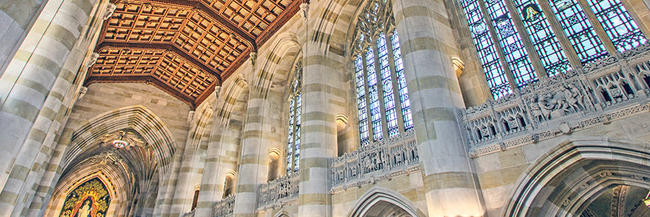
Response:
[[536, 0, 584, 69], [371, 38, 390, 140], [477, 0, 519, 92], [392, 0, 485, 216], [385, 30, 405, 133], [576, 0, 619, 55], [503, 0, 548, 79]]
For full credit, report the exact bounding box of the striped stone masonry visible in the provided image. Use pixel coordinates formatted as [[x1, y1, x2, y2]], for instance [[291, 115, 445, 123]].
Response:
[[391, 0, 485, 216], [0, 0, 102, 216]]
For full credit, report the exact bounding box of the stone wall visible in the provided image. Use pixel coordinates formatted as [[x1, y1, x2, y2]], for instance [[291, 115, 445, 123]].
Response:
[[474, 112, 650, 216], [66, 82, 191, 148]]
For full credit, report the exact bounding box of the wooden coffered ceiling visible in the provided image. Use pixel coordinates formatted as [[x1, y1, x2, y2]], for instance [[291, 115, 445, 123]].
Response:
[[86, 0, 301, 108]]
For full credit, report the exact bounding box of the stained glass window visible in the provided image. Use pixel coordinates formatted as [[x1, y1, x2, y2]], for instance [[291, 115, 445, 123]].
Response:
[[377, 33, 399, 137], [484, 0, 538, 86], [286, 62, 302, 174], [366, 48, 384, 141], [461, 0, 647, 99], [460, 0, 512, 98], [286, 97, 295, 174], [391, 31, 413, 130], [513, 0, 571, 76], [354, 56, 370, 144], [352, 0, 413, 145], [585, 0, 647, 51], [548, 0, 608, 63]]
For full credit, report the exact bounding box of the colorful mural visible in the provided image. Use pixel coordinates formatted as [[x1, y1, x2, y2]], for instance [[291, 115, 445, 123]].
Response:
[[59, 178, 111, 217]]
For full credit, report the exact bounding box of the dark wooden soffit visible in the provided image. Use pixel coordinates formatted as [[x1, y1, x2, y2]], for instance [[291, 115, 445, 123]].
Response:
[[86, 0, 301, 108]]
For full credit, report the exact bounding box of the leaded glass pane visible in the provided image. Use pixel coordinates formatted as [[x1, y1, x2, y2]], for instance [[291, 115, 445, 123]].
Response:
[[549, 0, 608, 63], [286, 98, 295, 174], [484, 0, 538, 86], [585, 0, 647, 51], [513, 0, 571, 76], [460, 0, 512, 98], [390, 32, 413, 130], [294, 93, 302, 172], [365, 48, 383, 141], [377, 33, 399, 137], [354, 56, 370, 144]]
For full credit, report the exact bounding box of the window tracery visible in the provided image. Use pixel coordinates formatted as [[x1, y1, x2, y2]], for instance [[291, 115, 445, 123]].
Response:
[[352, 0, 413, 145], [459, 0, 647, 99], [286, 61, 302, 174]]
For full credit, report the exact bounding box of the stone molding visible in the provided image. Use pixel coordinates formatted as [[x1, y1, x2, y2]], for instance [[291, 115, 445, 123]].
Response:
[[461, 43, 650, 157]]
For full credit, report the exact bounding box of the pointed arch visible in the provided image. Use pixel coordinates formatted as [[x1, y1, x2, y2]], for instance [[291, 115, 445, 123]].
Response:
[[63, 105, 176, 169], [347, 187, 422, 217], [505, 138, 650, 217], [46, 161, 129, 217], [254, 32, 301, 96]]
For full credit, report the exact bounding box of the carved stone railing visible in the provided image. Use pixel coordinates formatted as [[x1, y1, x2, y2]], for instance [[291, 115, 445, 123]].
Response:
[[257, 173, 299, 209], [461, 43, 650, 157], [213, 195, 235, 217], [330, 130, 419, 189]]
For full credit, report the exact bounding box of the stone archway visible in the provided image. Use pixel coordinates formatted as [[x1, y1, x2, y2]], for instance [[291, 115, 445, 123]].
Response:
[[348, 187, 422, 217], [505, 139, 650, 217], [45, 105, 177, 217]]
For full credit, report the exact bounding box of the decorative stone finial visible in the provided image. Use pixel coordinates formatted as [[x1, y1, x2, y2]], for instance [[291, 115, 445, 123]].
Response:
[[250, 51, 257, 67], [78, 87, 88, 99], [104, 3, 117, 20], [89, 52, 100, 67], [300, 3, 309, 19]]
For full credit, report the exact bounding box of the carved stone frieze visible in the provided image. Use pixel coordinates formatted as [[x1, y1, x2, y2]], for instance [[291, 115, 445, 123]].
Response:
[[329, 130, 420, 190], [462, 43, 650, 157]]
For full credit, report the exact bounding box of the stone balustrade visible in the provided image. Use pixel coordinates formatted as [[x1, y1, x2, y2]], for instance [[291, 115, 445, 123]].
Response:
[[330, 130, 419, 190], [461, 43, 650, 157], [257, 173, 300, 209], [213, 195, 235, 217]]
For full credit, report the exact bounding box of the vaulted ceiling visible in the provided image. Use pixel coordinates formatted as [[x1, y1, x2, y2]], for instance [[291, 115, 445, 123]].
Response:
[[86, 0, 301, 108]]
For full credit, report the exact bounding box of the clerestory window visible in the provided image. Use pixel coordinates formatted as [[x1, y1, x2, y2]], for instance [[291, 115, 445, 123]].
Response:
[[286, 61, 302, 174], [353, 0, 413, 145], [459, 0, 647, 99]]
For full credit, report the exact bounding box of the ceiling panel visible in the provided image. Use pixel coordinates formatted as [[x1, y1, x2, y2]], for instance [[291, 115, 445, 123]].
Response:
[[87, 0, 301, 108]]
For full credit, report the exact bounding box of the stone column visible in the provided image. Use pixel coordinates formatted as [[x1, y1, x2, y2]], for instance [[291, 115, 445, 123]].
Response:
[[232, 88, 270, 217], [0, 0, 101, 215], [168, 110, 206, 216], [0, 0, 47, 75], [391, 0, 485, 216], [196, 84, 245, 217], [297, 2, 346, 216]]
